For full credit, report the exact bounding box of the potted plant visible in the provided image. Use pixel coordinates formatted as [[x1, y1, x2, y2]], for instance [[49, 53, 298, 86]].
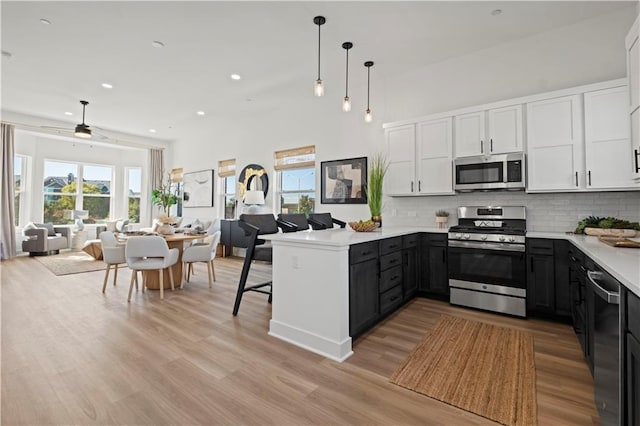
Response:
[[435, 210, 450, 228], [151, 173, 179, 234], [368, 153, 388, 227]]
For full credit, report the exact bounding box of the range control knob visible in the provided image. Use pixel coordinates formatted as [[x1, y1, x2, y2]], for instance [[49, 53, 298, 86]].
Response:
[[499, 236, 506, 242], [455, 233, 462, 239], [463, 234, 470, 240], [508, 236, 516, 242], [480, 235, 488, 241]]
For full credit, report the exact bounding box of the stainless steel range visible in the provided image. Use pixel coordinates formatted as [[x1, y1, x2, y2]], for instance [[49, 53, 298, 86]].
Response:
[[448, 206, 527, 317]]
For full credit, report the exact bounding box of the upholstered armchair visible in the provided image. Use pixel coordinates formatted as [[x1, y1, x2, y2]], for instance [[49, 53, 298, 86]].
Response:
[[22, 223, 71, 256]]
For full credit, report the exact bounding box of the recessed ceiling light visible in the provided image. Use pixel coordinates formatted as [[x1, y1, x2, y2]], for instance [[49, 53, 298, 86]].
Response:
[[64, 112, 73, 116], [149, 129, 157, 133], [1, 50, 12, 59], [491, 9, 502, 16], [40, 18, 51, 25], [196, 111, 205, 116], [101, 83, 113, 89], [151, 41, 165, 48], [230, 74, 242, 81]]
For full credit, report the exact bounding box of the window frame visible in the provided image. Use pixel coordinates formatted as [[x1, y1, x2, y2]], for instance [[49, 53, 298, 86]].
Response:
[[126, 167, 142, 224], [276, 166, 317, 215]]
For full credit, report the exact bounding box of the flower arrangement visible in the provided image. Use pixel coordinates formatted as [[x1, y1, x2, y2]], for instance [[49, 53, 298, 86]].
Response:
[[151, 173, 179, 222], [435, 210, 450, 217], [435, 210, 450, 228]]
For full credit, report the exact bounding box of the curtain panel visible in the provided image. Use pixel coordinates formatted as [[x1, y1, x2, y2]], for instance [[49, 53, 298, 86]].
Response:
[[1, 124, 16, 259]]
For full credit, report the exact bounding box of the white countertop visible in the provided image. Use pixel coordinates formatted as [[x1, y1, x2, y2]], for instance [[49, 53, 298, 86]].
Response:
[[528, 232, 640, 296], [265, 227, 640, 297]]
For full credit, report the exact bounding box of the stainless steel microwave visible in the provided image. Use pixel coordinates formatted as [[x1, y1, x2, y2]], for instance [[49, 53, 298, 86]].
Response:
[[454, 153, 525, 192]]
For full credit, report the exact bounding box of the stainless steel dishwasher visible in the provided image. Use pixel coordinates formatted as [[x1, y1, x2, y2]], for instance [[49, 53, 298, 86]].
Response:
[[588, 269, 620, 426]]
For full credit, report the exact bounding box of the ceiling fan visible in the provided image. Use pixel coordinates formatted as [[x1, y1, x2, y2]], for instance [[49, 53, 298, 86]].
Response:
[[41, 100, 104, 139]]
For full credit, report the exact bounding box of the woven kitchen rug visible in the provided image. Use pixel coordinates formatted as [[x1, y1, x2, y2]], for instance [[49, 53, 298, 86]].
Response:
[[34, 251, 116, 276], [390, 315, 536, 426]]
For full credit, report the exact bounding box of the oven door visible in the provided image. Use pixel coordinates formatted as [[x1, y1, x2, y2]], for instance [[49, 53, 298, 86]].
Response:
[[447, 241, 526, 289]]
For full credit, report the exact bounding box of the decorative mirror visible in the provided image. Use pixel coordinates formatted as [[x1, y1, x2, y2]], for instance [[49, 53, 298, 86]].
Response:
[[238, 164, 269, 200]]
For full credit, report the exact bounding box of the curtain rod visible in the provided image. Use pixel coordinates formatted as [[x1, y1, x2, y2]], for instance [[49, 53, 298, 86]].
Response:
[[1, 120, 167, 151]]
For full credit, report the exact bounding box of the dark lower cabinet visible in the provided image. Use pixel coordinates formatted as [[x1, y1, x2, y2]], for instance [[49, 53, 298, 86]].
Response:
[[419, 234, 448, 298], [403, 248, 418, 300], [527, 253, 555, 314], [349, 257, 379, 337], [623, 287, 640, 426], [554, 240, 572, 317]]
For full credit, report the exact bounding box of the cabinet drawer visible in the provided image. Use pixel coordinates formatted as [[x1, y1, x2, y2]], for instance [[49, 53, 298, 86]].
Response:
[[380, 285, 403, 315], [380, 251, 402, 271], [349, 241, 379, 264], [380, 266, 402, 293], [380, 237, 402, 255], [402, 233, 420, 249], [424, 233, 447, 247], [526, 238, 554, 256], [628, 290, 640, 338]]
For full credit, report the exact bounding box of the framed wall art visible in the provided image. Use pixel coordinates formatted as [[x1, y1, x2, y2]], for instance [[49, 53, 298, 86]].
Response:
[[183, 169, 214, 208], [320, 157, 367, 204]]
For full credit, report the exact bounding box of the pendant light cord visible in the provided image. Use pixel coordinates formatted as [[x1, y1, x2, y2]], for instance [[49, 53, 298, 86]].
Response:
[[366, 66, 371, 109], [317, 23, 321, 80], [345, 49, 349, 96]]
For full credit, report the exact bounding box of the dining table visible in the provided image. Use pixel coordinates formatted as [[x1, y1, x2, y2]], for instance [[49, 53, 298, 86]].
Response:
[[141, 233, 205, 290]]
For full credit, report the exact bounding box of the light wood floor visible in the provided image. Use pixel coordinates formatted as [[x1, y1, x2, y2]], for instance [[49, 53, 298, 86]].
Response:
[[1, 254, 599, 425]]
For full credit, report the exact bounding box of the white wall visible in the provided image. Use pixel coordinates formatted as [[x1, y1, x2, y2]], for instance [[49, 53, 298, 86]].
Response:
[[169, 6, 639, 228], [15, 129, 149, 238]]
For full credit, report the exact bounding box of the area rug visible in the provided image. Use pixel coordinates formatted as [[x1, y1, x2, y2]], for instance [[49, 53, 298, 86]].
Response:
[[390, 315, 536, 426], [34, 251, 114, 276]]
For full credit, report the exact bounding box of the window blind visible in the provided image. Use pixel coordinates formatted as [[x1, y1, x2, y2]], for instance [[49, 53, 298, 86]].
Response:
[[218, 159, 236, 177], [274, 145, 316, 171]]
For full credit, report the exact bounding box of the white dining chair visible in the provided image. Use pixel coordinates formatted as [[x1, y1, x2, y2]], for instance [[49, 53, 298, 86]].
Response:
[[125, 236, 179, 301], [100, 231, 126, 293], [181, 231, 221, 288]]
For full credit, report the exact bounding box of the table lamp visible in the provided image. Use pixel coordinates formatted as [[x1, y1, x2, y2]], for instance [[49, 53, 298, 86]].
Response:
[[243, 190, 265, 214]]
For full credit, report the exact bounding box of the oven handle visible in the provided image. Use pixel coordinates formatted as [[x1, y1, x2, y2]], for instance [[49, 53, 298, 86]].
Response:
[[448, 240, 525, 252]]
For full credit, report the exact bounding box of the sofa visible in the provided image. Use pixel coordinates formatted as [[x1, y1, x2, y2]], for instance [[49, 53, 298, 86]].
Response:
[[22, 223, 71, 256]]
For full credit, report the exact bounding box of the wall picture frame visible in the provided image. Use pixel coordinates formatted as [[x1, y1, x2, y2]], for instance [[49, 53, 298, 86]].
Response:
[[320, 157, 367, 204], [183, 169, 214, 208]]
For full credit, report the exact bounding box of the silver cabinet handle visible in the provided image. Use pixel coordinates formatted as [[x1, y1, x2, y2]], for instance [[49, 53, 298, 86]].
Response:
[[480, 140, 484, 153], [575, 171, 578, 187], [588, 170, 591, 186], [587, 271, 619, 304], [410, 181, 414, 192]]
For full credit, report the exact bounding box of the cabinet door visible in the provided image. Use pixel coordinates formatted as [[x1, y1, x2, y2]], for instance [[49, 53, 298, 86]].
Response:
[[402, 248, 418, 300], [584, 86, 635, 189], [349, 258, 379, 337], [628, 16, 640, 180], [526, 254, 555, 315], [386, 125, 416, 195], [553, 240, 572, 318], [454, 111, 485, 157], [488, 105, 523, 154], [526, 95, 584, 191], [420, 245, 449, 296], [628, 333, 640, 426], [416, 118, 454, 194]]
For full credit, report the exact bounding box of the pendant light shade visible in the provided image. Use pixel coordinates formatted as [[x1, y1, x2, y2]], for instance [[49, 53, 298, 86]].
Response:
[[364, 61, 374, 123], [342, 42, 353, 112], [313, 16, 326, 97]]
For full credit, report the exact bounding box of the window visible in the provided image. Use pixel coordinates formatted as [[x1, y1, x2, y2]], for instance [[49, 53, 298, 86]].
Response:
[[14, 155, 27, 226], [274, 146, 316, 214], [43, 160, 113, 225], [127, 168, 142, 223], [218, 159, 236, 219]]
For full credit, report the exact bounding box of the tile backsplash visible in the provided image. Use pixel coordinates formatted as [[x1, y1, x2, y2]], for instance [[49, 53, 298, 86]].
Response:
[[384, 191, 640, 233]]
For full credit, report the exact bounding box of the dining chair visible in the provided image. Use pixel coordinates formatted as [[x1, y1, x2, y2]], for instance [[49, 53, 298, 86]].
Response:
[[181, 231, 221, 288], [307, 213, 347, 230], [125, 236, 179, 301], [99, 231, 126, 293], [277, 213, 310, 232]]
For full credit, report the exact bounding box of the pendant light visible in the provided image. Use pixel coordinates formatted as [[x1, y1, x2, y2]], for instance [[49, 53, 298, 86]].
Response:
[[313, 16, 326, 97], [364, 61, 374, 123], [342, 42, 353, 112]]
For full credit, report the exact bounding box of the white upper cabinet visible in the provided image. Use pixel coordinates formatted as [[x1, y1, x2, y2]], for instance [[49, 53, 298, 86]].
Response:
[[626, 14, 640, 179], [454, 105, 523, 157], [385, 124, 416, 195], [584, 86, 633, 189], [454, 111, 485, 157], [385, 119, 454, 196], [416, 118, 454, 194], [526, 95, 583, 191]]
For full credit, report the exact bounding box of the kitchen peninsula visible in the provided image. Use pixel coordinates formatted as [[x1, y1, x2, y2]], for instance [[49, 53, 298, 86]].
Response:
[[264, 227, 640, 362]]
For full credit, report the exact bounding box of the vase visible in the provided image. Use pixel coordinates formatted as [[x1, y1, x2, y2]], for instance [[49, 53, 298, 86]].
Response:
[[435, 216, 448, 229], [157, 223, 175, 235], [372, 215, 382, 228]]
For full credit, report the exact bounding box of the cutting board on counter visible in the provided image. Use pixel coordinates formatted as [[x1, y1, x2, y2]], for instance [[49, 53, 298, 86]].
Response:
[[598, 236, 640, 248]]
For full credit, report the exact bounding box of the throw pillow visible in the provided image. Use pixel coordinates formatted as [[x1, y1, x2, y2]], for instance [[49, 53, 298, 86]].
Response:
[[35, 222, 56, 236], [23, 222, 37, 231], [106, 220, 118, 232]]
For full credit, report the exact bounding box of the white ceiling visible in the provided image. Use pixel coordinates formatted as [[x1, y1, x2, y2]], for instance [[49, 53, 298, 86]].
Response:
[[1, 1, 635, 144]]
